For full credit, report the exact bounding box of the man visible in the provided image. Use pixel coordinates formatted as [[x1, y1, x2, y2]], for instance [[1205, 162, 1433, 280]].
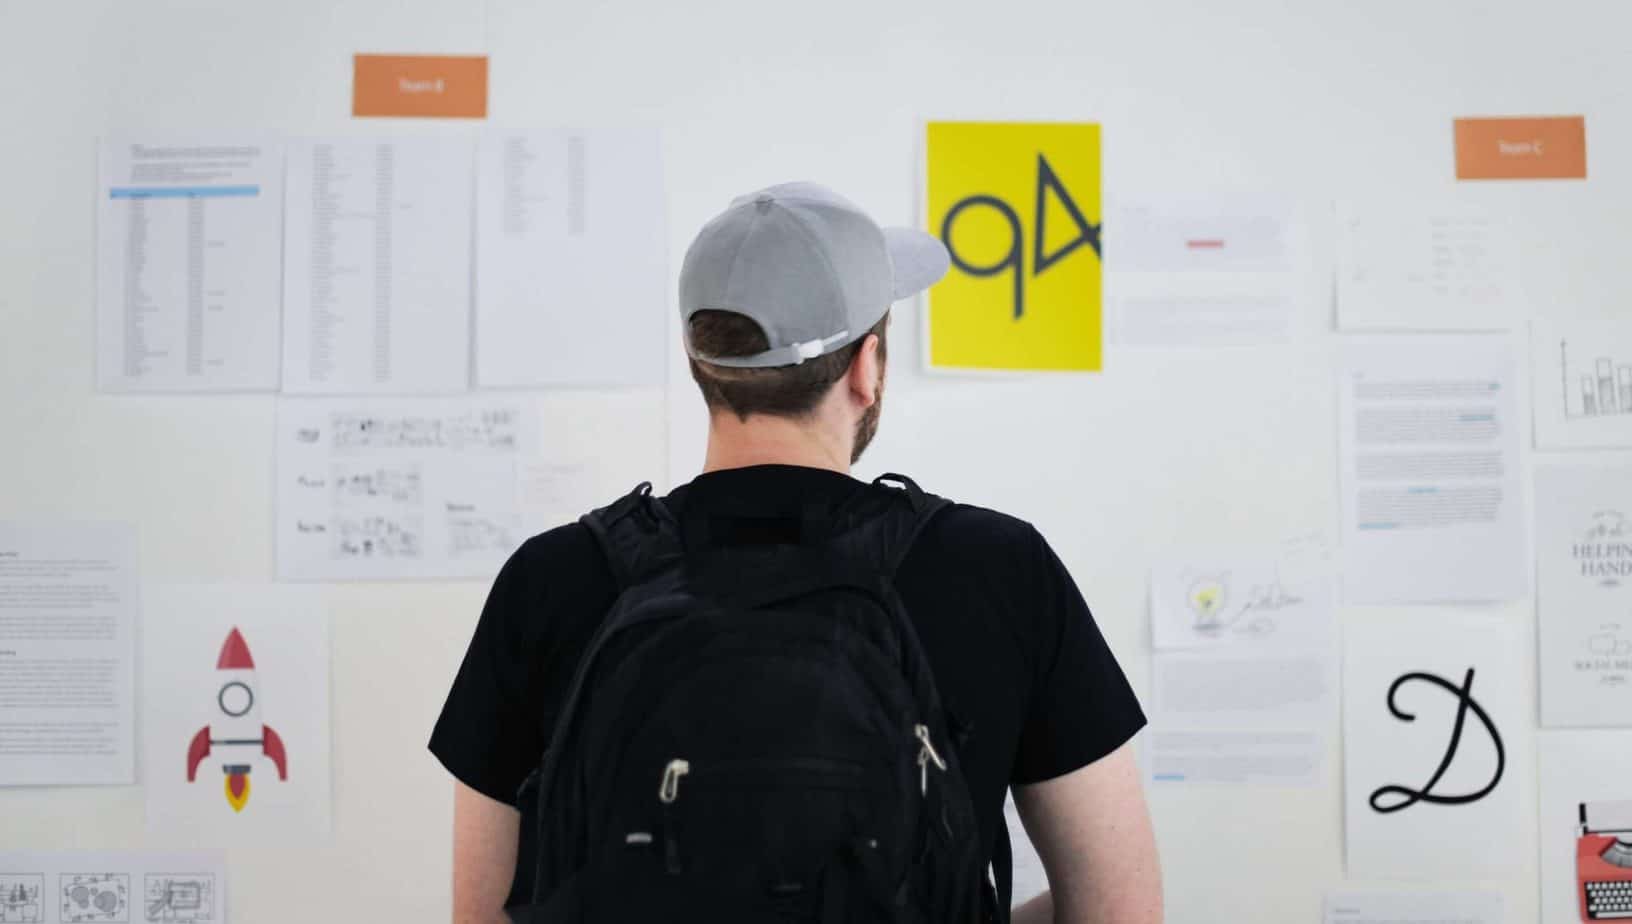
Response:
[[431, 183, 1162, 923]]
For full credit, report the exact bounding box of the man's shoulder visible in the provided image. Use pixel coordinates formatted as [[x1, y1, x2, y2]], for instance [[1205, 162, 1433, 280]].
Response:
[[910, 496, 1048, 569]]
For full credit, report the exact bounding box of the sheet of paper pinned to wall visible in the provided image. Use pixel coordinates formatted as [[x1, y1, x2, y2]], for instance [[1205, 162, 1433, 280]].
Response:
[[96, 140, 284, 392], [1535, 464, 1632, 728], [275, 397, 539, 580], [1323, 890, 1503, 924], [1343, 612, 1529, 879], [1337, 336, 1528, 604], [143, 584, 330, 845], [1108, 195, 1299, 347], [1537, 729, 1632, 924], [1532, 320, 1632, 449], [0, 523, 136, 786], [476, 128, 667, 387], [282, 137, 475, 395], [0, 849, 225, 924], [1146, 539, 1334, 786], [1335, 199, 1519, 331]]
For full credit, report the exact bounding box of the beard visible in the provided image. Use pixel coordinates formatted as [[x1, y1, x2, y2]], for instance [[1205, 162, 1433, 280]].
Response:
[[851, 382, 883, 464]]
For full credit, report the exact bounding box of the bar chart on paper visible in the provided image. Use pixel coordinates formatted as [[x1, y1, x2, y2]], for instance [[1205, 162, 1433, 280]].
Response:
[[1534, 321, 1632, 449]]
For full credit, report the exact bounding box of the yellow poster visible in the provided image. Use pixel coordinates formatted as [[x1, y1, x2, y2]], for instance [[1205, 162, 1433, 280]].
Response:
[[925, 122, 1102, 371]]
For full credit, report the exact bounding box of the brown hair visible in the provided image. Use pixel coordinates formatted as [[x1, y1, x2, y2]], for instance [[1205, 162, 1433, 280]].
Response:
[[687, 311, 889, 421]]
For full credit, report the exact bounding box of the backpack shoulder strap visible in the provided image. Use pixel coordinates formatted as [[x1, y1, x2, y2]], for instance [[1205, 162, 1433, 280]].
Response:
[[827, 472, 952, 575], [579, 482, 683, 591]]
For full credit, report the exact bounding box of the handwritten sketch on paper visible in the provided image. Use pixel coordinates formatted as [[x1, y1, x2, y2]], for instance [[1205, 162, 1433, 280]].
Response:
[[0, 523, 136, 786], [476, 129, 667, 387], [1343, 613, 1528, 879], [144, 584, 330, 845], [96, 140, 284, 392], [0, 853, 223, 924], [1150, 543, 1333, 651], [276, 398, 539, 580], [1108, 195, 1299, 347], [281, 137, 475, 395], [1337, 336, 1528, 604], [1536, 464, 1632, 728], [1336, 199, 1518, 331], [1533, 321, 1632, 449]]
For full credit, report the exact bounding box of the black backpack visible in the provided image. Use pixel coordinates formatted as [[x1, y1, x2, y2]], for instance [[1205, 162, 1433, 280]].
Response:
[[505, 474, 998, 923]]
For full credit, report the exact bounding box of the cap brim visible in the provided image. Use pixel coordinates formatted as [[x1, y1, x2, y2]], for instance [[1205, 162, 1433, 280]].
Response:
[[884, 227, 950, 301]]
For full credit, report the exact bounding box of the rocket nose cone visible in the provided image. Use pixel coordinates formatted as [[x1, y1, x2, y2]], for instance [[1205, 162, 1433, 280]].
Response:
[[217, 627, 255, 670]]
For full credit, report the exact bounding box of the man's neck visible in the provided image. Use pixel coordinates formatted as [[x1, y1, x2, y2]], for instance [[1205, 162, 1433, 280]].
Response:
[[701, 413, 852, 475]]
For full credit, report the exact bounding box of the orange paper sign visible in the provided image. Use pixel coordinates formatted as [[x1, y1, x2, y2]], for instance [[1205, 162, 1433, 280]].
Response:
[[353, 54, 488, 119], [1454, 116, 1586, 180]]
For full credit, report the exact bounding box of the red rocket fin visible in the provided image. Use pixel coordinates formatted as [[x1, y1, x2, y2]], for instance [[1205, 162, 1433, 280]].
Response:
[[262, 724, 288, 779], [186, 727, 211, 781], [217, 627, 255, 669]]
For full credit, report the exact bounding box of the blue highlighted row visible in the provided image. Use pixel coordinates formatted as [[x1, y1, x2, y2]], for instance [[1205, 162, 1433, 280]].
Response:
[[110, 185, 260, 199]]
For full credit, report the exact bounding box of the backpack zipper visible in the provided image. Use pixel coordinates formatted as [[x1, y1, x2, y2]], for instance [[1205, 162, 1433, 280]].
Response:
[[915, 723, 947, 795], [659, 758, 690, 804], [659, 759, 689, 873]]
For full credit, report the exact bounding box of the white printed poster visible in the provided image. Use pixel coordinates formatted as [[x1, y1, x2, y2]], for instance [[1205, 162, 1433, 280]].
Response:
[[96, 139, 284, 393], [1107, 194, 1299, 347], [1539, 730, 1632, 924], [281, 137, 475, 395], [476, 128, 668, 387], [0, 850, 225, 924], [0, 523, 136, 786], [1337, 336, 1528, 604], [1336, 199, 1518, 331], [275, 397, 539, 580], [1343, 612, 1529, 879], [1532, 320, 1632, 449], [142, 584, 330, 845]]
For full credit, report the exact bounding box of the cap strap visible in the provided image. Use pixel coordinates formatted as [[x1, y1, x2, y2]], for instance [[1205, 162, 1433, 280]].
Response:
[[689, 328, 854, 369]]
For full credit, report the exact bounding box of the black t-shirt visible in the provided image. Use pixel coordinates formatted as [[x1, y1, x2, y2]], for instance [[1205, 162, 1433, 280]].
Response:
[[430, 465, 1145, 875]]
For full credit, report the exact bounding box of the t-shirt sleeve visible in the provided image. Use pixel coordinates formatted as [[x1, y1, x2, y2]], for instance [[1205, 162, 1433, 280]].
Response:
[[1011, 527, 1147, 785], [428, 539, 552, 806]]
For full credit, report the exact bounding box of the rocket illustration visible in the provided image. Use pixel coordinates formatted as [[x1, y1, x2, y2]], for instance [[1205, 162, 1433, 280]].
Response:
[[185, 627, 287, 812]]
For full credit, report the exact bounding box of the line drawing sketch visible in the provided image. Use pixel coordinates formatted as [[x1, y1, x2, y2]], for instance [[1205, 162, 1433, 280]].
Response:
[[0, 875, 42, 923], [1183, 570, 1303, 641], [59, 873, 128, 923], [143, 874, 214, 923], [1558, 338, 1632, 420]]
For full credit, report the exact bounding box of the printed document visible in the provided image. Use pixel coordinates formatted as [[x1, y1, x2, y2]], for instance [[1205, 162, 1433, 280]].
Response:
[[1323, 890, 1502, 924], [1535, 464, 1632, 727], [96, 140, 283, 391], [1109, 195, 1298, 347], [1337, 336, 1527, 604], [1336, 199, 1518, 331], [282, 137, 475, 394], [476, 129, 667, 387], [0, 523, 136, 785]]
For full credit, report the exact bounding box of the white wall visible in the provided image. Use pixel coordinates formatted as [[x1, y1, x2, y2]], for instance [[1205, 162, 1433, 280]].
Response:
[[3, 0, 1630, 920]]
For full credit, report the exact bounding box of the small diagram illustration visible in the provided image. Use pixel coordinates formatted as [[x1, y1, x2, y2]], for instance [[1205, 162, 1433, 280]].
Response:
[[1558, 339, 1632, 420], [143, 875, 214, 923], [59, 873, 128, 923], [1185, 574, 1229, 632], [185, 627, 289, 812], [331, 515, 422, 559], [1578, 800, 1632, 921], [1587, 630, 1632, 657], [0, 875, 42, 923]]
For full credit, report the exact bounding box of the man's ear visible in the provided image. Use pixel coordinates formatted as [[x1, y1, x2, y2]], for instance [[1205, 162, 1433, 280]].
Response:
[[846, 334, 882, 410]]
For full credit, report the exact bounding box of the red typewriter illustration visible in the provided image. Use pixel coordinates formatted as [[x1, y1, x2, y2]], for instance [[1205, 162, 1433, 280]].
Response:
[[1580, 800, 1632, 920]]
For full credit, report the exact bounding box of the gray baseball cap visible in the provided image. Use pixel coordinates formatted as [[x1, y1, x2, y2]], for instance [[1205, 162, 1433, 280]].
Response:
[[679, 182, 950, 369]]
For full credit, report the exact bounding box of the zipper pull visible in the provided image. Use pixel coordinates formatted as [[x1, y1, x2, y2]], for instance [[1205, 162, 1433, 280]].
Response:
[[915, 724, 947, 795], [659, 758, 690, 804], [659, 758, 689, 875]]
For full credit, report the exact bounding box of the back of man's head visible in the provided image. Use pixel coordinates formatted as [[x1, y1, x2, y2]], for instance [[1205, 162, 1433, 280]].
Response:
[[686, 309, 889, 422]]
